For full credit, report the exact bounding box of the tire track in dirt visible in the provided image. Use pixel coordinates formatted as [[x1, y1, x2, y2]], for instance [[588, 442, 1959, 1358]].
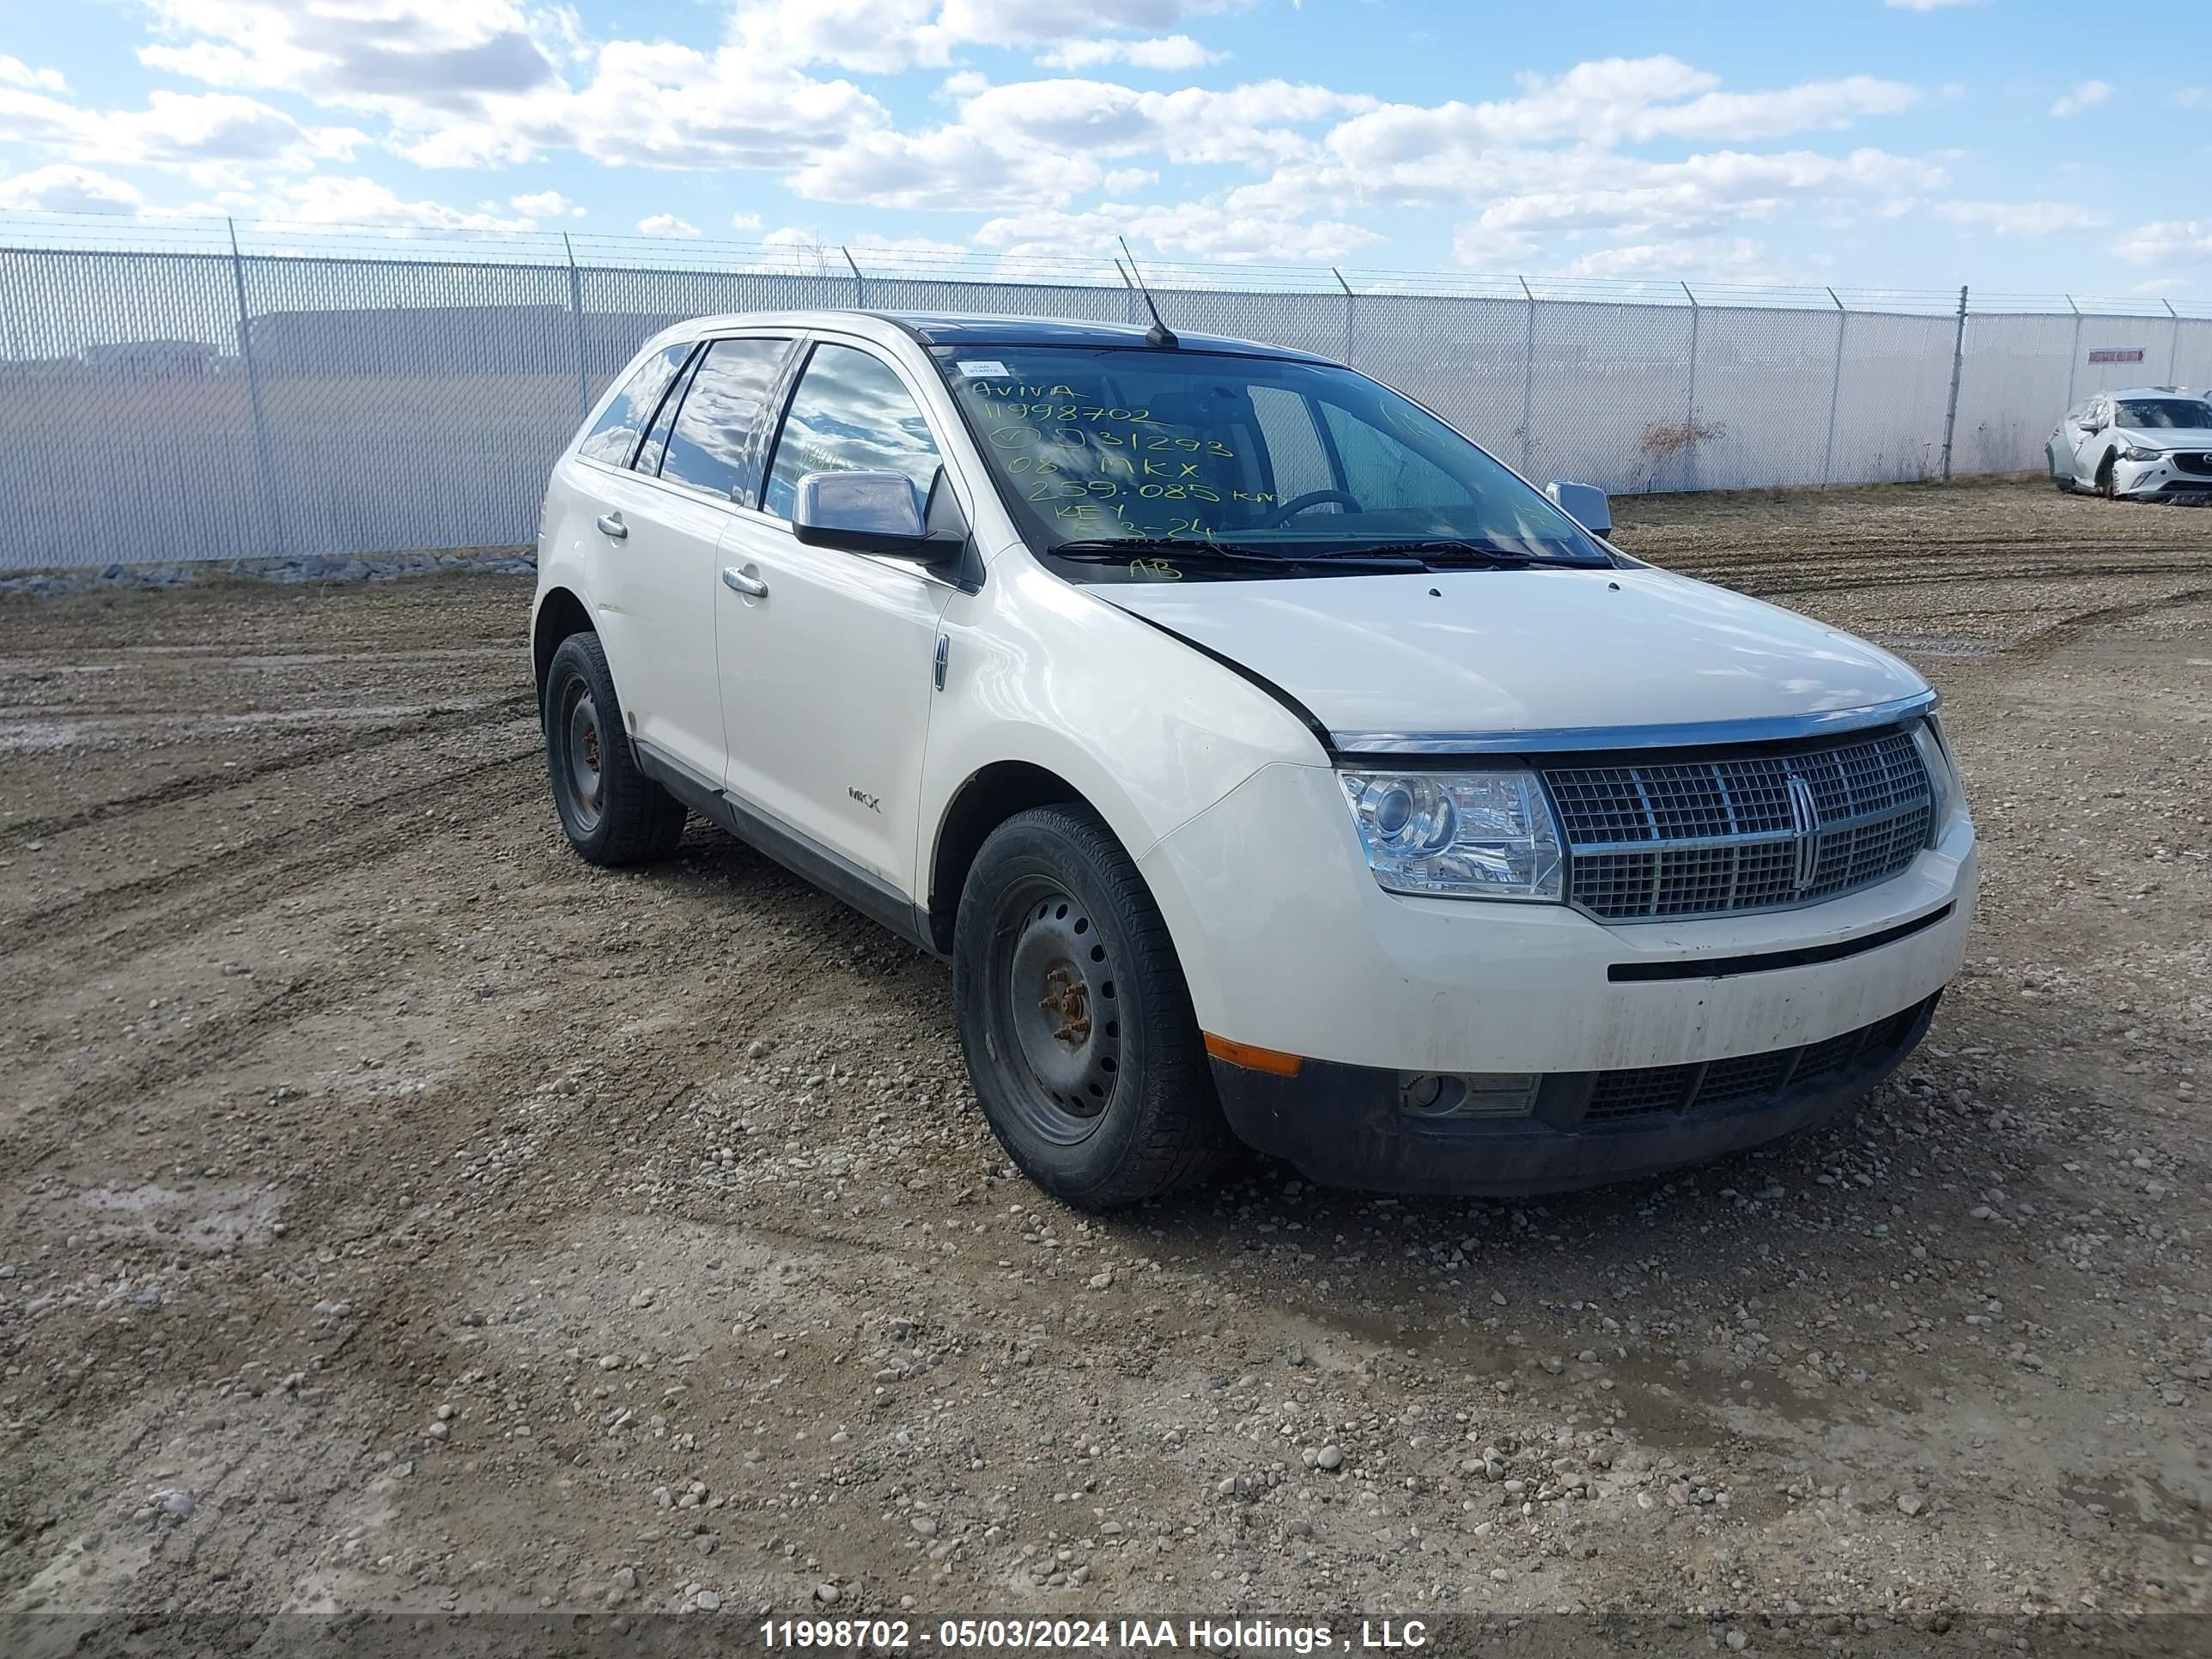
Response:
[[0, 744, 543, 975], [0, 695, 536, 849]]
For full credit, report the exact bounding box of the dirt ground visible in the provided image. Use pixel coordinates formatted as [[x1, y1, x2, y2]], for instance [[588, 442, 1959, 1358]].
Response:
[[0, 478, 2208, 1646]]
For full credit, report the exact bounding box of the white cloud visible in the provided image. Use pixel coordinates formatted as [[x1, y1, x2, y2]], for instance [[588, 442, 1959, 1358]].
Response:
[[789, 76, 1371, 210], [732, 0, 951, 76], [0, 86, 366, 185], [510, 188, 585, 219], [1554, 235, 1774, 282], [1328, 58, 1917, 167], [1103, 167, 1158, 192], [0, 162, 143, 213], [731, 210, 764, 230], [0, 54, 67, 93], [1035, 37, 1224, 72], [2050, 80, 2112, 118], [1884, 0, 1984, 10], [935, 0, 1234, 47], [635, 212, 702, 237], [975, 197, 1383, 265], [189, 173, 536, 230], [138, 0, 561, 117], [2112, 220, 2212, 267], [1935, 199, 2106, 235]]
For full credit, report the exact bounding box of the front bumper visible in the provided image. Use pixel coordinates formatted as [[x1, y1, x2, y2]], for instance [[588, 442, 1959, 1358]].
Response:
[[1212, 994, 1936, 1195], [2113, 454, 2212, 500], [1138, 758, 1975, 1193]]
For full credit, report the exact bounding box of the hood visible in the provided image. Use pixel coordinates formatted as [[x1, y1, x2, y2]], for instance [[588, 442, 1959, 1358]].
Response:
[[1092, 565, 1929, 747], [2115, 426, 2212, 449]]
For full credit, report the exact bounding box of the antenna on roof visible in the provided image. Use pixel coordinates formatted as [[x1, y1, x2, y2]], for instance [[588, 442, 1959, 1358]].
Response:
[[1116, 236, 1179, 349]]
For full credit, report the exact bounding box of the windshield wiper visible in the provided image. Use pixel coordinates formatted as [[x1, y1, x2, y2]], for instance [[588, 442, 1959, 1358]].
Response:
[[1335, 538, 1559, 568], [1047, 538, 1423, 572]]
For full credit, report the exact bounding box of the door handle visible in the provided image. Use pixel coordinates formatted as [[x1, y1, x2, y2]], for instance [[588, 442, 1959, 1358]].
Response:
[[595, 513, 628, 540], [721, 565, 769, 598]]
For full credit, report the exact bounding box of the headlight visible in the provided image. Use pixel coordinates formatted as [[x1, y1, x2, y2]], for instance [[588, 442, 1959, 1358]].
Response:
[[2119, 444, 2162, 462], [1910, 715, 1964, 843], [1339, 767, 1564, 901]]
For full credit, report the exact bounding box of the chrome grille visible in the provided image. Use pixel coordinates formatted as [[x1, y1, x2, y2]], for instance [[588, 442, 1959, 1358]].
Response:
[[1544, 728, 1931, 921]]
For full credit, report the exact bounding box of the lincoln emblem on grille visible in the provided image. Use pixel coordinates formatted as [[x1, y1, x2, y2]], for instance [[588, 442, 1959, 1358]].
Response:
[[1784, 771, 1821, 892]]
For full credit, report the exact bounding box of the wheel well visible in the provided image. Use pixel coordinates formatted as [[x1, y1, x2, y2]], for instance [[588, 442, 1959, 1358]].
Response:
[[927, 762, 1085, 953], [533, 586, 594, 693]]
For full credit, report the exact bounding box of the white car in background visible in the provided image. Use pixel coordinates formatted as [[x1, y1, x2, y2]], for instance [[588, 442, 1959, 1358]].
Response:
[[2047, 387, 2212, 501], [530, 309, 1976, 1207]]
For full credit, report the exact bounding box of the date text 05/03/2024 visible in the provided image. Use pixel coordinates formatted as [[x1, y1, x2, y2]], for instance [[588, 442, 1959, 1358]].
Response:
[[759, 1619, 1429, 1650]]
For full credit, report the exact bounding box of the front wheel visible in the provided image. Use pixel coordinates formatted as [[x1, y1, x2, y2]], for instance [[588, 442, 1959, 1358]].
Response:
[[2096, 453, 2118, 500], [953, 805, 1225, 1207], [542, 631, 687, 866]]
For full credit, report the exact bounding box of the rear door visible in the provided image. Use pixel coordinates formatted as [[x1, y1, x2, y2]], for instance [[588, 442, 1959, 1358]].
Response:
[[715, 337, 955, 896], [2050, 399, 2089, 482], [580, 338, 754, 785]]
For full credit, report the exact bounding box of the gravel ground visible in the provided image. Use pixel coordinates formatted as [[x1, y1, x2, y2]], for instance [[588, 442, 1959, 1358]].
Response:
[[0, 479, 2207, 1646]]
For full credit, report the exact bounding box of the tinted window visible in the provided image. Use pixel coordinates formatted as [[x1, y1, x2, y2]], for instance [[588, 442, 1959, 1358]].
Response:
[[635, 347, 702, 477], [763, 344, 942, 520], [661, 337, 793, 503], [577, 343, 689, 466]]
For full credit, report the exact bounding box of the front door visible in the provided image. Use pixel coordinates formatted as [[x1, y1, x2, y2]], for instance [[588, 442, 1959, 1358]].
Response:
[[715, 339, 955, 896]]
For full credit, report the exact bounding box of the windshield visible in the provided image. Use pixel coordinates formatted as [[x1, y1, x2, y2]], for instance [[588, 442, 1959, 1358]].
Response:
[[931, 345, 1611, 576], [2114, 398, 2212, 429]]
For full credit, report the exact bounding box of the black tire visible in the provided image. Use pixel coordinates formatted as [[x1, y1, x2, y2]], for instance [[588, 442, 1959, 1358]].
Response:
[[953, 805, 1225, 1207], [541, 631, 687, 866], [2096, 453, 2118, 500]]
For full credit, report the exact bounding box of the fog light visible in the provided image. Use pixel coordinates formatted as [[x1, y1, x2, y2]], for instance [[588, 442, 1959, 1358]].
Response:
[[1398, 1072, 1540, 1120]]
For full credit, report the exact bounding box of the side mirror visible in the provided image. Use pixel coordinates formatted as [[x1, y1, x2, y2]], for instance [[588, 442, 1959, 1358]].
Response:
[[1545, 479, 1612, 537], [791, 470, 932, 556]]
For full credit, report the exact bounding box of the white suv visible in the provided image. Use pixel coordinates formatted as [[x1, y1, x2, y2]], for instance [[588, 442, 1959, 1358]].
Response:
[[532, 310, 1977, 1207]]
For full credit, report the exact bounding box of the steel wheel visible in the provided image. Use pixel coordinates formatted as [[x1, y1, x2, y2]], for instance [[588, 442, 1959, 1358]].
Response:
[[558, 678, 607, 834], [991, 879, 1123, 1146]]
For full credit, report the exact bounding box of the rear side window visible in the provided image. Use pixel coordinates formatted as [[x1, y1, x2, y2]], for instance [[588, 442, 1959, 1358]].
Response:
[[763, 343, 942, 520], [578, 343, 690, 466], [634, 347, 702, 477], [660, 337, 794, 504]]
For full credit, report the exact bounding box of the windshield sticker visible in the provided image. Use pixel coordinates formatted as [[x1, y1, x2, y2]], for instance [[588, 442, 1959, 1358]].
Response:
[[954, 360, 1012, 378]]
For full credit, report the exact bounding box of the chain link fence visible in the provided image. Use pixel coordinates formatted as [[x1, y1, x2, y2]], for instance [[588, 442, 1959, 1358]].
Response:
[[1, 219, 2207, 568]]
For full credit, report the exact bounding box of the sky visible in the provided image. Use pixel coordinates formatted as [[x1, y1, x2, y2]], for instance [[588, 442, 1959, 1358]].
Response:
[[0, 0, 2206, 299]]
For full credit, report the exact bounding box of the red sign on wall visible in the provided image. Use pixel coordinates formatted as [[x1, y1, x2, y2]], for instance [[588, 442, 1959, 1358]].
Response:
[[2087, 347, 2145, 363]]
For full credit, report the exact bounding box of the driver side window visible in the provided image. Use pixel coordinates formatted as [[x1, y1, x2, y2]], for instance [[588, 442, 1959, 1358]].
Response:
[[763, 343, 942, 521]]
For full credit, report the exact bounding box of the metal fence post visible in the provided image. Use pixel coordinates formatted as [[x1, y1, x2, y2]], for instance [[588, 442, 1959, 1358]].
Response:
[[1517, 276, 1537, 475], [1681, 281, 1701, 492], [2164, 300, 2182, 384], [1820, 287, 1847, 489], [226, 218, 283, 559], [842, 246, 867, 308], [2063, 295, 2082, 408], [562, 233, 590, 420], [1939, 284, 1968, 483], [1333, 266, 1353, 364]]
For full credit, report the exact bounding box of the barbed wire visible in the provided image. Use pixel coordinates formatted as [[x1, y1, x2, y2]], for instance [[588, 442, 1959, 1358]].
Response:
[[0, 210, 2203, 319]]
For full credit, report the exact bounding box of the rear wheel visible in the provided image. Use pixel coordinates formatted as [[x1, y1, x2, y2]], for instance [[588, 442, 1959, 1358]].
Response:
[[953, 805, 1224, 1207], [542, 632, 686, 865]]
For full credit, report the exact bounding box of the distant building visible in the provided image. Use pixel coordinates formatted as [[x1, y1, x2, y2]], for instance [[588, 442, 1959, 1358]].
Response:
[[81, 338, 225, 376]]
